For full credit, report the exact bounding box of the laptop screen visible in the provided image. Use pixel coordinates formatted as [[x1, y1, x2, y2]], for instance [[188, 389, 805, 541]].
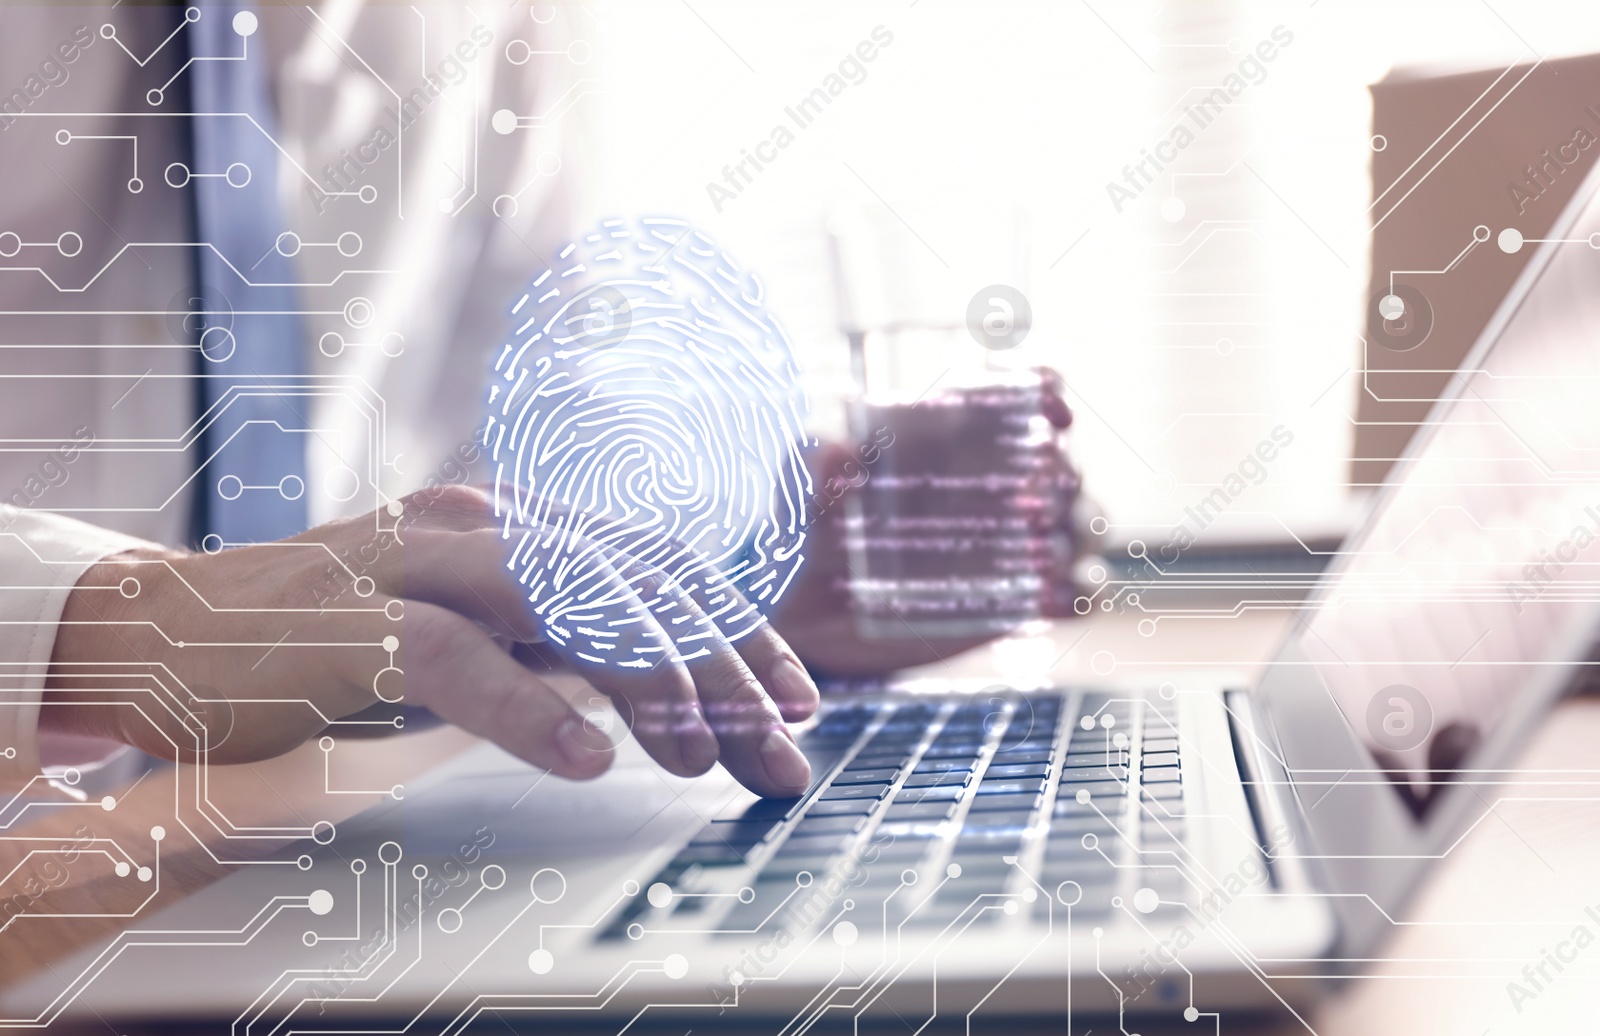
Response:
[[1295, 190, 1600, 817]]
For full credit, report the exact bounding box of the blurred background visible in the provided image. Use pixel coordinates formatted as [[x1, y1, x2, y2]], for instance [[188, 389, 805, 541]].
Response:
[[530, 0, 1600, 546]]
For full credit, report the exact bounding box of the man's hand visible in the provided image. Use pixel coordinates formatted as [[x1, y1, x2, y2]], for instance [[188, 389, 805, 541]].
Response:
[[45, 485, 820, 797]]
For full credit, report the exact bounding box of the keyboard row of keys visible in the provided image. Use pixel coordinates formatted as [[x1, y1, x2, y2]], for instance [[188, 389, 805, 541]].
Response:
[[1033, 696, 1139, 919], [604, 692, 1195, 938], [914, 697, 1066, 926]]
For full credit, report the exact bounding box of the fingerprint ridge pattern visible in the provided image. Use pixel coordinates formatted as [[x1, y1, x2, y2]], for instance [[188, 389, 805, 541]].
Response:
[[485, 217, 811, 664]]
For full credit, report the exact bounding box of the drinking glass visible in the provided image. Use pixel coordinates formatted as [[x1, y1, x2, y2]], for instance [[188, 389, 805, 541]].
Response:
[[826, 207, 1071, 638]]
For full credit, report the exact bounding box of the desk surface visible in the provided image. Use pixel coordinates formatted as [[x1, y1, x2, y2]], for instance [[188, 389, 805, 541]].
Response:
[[2, 610, 1594, 1034]]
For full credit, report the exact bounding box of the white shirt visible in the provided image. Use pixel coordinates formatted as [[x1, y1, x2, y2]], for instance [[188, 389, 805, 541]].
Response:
[[0, 4, 572, 783]]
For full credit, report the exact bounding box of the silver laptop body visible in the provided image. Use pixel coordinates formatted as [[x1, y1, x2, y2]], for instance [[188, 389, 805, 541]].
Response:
[[11, 163, 1600, 1033]]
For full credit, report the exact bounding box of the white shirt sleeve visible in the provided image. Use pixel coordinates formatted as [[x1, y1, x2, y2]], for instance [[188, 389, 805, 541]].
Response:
[[0, 508, 155, 787]]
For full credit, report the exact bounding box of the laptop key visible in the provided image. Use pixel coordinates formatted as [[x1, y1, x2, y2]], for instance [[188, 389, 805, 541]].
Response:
[[988, 749, 1054, 765], [974, 777, 1049, 797], [874, 821, 948, 842], [807, 798, 879, 816], [984, 762, 1050, 779], [884, 799, 958, 821], [832, 767, 900, 785], [899, 783, 966, 803], [1060, 780, 1124, 799], [847, 757, 912, 775], [960, 808, 1035, 831], [965, 791, 1040, 813], [1058, 766, 1128, 783], [792, 814, 867, 836], [820, 783, 890, 800], [994, 739, 1055, 755], [1141, 766, 1182, 784], [913, 758, 977, 774], [902, 771, 971, 788], [920, 742, 985, 759]]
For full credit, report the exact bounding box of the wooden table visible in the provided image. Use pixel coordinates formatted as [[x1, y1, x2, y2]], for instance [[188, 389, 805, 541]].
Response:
[[2, 610, 1594, 1034]]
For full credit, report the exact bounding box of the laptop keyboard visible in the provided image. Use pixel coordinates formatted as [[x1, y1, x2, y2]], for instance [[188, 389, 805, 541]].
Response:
[[601, 689, 1188, 938]]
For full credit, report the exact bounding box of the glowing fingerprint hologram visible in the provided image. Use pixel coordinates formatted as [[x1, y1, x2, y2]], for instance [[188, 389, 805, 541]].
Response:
[[485, 217, 812, 666]]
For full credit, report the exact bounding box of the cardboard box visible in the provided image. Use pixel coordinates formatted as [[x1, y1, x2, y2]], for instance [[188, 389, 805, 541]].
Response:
[[1357, 54, 1600, 485]]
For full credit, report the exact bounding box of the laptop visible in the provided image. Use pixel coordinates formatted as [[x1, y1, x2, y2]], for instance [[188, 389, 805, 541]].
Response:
[[11, 168, 1600, 1032]]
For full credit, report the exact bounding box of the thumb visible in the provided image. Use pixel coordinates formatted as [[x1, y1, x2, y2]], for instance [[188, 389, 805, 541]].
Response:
[[1033, 366, 1074, 429]]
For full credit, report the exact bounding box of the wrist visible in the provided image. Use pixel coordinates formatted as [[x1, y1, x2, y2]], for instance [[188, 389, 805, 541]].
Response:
[[45, 547, 187, 736]]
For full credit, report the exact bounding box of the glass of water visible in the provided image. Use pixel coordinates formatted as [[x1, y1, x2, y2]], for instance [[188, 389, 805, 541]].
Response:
[[827, 207, 1074, 639]]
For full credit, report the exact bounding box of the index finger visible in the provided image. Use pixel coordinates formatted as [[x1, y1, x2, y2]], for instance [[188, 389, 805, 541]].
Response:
[[602, 548, 812, 798], [660, 553, 820, 724]]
